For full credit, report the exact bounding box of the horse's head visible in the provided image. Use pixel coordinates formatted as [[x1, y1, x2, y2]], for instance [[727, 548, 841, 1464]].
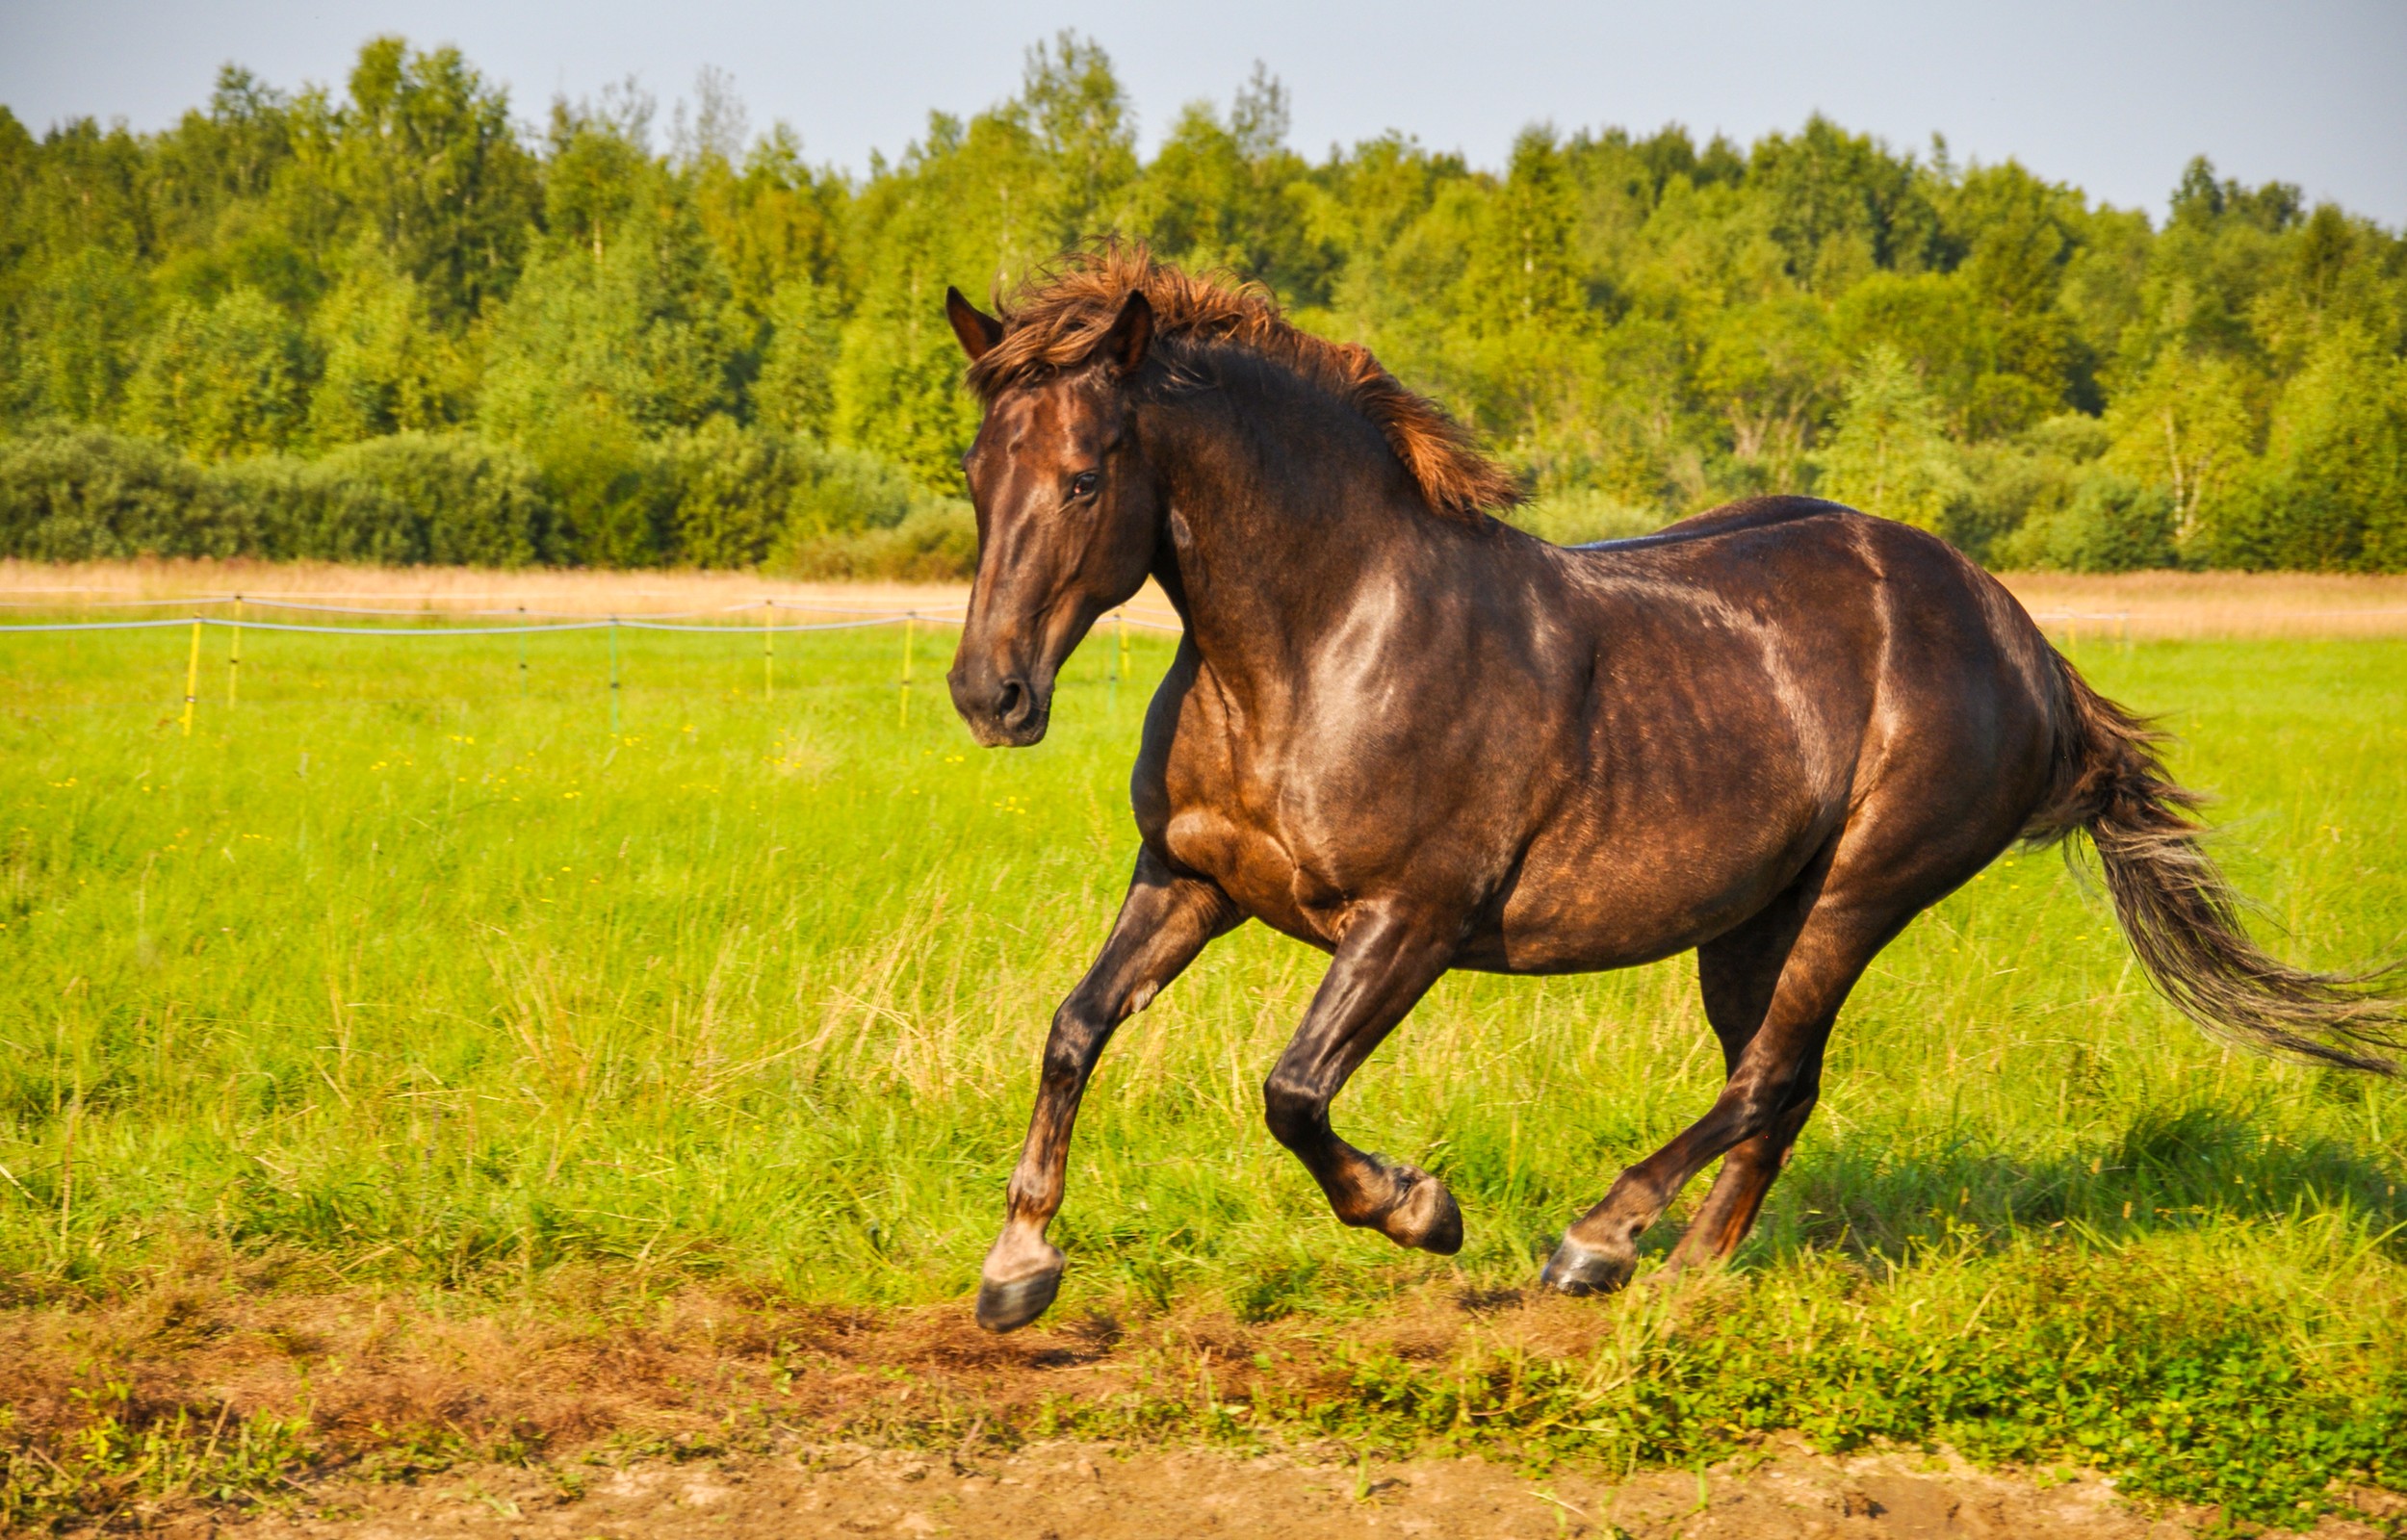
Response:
[[942, 285, 1161, 748]]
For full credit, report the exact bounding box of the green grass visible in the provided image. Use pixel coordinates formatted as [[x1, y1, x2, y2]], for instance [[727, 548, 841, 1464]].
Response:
[[3, 615, 2405, 1526]]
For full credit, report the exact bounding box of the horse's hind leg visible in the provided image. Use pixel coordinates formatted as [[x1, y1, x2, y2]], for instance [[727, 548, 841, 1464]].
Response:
[[1540, 898, 1892, 1296], [1262, 905, 1465, 1255], [978, 849, 1236, 1332], [1663, 893, 1825, 1275]]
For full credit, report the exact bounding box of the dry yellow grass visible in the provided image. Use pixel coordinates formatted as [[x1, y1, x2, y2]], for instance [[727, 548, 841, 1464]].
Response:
[[4, 558, 2403, 637], [1998, 571, 2407, 638], [0, 556, 979, 618]]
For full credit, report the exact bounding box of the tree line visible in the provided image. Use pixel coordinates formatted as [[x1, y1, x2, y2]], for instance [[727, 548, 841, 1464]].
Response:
[[2, 34, 2402, 573]]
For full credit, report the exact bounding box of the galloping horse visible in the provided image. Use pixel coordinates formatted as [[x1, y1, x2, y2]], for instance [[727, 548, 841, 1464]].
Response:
[[939, 248, 2402, 1333]]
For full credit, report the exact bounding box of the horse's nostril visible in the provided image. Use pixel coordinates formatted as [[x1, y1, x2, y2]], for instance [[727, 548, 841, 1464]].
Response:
[[996, 678, 1028, 725]]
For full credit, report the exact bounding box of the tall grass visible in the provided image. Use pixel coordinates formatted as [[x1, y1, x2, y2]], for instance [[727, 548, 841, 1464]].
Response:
[[2, 618, 2404, 1518]]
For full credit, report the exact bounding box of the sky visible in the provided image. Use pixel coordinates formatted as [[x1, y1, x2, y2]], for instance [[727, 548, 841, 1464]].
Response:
[[3, 0, 2402, 227]]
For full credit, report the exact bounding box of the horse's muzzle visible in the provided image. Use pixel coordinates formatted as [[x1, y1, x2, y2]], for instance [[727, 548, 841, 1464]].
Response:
[[950, 669, 1049, 747]]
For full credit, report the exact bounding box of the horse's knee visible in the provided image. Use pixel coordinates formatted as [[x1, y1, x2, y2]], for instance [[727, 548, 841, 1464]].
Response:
[[1261, 1070, 1326, 1150]]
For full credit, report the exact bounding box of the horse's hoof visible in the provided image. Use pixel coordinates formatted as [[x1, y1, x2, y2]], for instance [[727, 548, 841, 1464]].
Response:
[[975, 1267, 1063, 1332], [1385, 1168, 1464, 1256], [1539, 1234, 1633, 1296]]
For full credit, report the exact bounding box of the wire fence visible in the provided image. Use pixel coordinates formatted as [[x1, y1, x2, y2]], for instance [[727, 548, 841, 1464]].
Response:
[[0, 597, 1189, 737]]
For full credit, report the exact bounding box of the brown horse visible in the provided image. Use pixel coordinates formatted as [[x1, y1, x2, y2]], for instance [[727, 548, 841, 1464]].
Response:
[[939, 248, 2402, 1334]]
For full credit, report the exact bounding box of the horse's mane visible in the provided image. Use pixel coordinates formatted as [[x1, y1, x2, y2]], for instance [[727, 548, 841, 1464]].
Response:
[[966, 246, 1524, 522]]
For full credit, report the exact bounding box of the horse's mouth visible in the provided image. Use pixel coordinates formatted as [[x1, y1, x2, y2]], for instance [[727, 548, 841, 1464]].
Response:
[[956, 686, 1051, 748]]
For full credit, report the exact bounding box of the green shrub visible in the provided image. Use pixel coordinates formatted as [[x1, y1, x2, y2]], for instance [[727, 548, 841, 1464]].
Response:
[[525, 414, 678, 568], [778, 500, 977, 580], [0, 427, 244, 559], [1503, 486, 1668, 546], [314, 433, 552, 567], [1993, 470, 2177, 572]]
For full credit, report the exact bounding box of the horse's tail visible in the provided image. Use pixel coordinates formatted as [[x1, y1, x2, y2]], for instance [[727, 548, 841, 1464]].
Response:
[[2024, 649, 2403, 1075]]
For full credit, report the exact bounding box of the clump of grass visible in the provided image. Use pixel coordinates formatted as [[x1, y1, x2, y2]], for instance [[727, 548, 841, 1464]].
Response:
[[0, 617, 2403, 1525]]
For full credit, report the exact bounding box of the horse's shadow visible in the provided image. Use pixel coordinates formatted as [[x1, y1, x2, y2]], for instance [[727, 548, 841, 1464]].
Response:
[[1737, 1099, 2407, 1269]]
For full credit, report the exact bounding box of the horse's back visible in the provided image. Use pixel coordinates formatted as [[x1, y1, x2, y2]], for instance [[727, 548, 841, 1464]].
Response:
[[1567, 494, 1851, 556], [1560, 496, 2043, 677], [1550, 494, 2064, 874]]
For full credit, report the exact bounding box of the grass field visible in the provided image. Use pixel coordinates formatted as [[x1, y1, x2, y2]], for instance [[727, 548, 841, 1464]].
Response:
[[3, 594, 2406, 1529]]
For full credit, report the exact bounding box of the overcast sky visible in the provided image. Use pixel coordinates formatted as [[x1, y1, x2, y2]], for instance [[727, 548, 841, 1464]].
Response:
[[4, 0, 2401, 226]]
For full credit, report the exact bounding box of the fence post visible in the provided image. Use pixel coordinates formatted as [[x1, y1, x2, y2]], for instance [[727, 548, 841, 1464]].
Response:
[[897, 612, 915, 727], [763, 598, 774, 703], [608, 617, 621, 736], [226, 595, 243, 707], [181, 617, 201, 736], [1117, 609, 1129, 683], [517, 606, 528, 695]]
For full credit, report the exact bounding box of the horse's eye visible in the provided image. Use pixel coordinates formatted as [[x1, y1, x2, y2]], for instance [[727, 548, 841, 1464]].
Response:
[[1071, 471, 1100, 499]]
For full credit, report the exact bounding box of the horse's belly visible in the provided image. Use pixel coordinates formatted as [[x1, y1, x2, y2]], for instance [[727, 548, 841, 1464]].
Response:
[[1465, 820, 1822, 973]]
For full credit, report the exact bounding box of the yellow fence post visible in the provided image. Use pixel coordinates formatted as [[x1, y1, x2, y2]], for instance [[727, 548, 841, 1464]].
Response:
[[898, 613, 915, 727], [181, 617, 202, 736], [763, 598, 774, 703], [225, 595, 243, 707], [1117, 609, 1130, 683]]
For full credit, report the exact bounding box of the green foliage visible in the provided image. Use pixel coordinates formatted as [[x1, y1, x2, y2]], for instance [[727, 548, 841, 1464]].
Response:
[[2215, 326, 2407, 571], [311, 431, 553, 567], [315, 38, 538, 325], [0, 425, 945, 573], [752, 275, 838, 437], [1995, 469, 2177, 572], [1, 37, 2403, 565], [0, 426, 227, 557], [306, 259, 464, 448], [1811, 345, 1966, 529], [120, 288, 308, 459]]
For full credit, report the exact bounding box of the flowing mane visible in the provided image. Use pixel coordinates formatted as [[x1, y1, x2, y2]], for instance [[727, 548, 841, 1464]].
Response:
[[966, 246, 1524, 522]]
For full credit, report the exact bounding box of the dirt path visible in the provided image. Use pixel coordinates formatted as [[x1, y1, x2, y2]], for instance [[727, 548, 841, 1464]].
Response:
[[134, 1440, 2397, 1540]]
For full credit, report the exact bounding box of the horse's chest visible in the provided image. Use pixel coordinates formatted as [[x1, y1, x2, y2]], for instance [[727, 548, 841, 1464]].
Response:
[[1148, 741, 1342, 946]]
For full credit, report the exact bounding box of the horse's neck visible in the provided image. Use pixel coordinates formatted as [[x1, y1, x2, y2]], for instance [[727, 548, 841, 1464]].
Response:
[[1148, 389, 1458, 712]]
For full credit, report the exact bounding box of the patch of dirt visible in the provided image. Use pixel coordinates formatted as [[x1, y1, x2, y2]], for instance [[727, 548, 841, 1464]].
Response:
[[9, 1260, 2401, 1538], [129, 1440, 2394, 1540]]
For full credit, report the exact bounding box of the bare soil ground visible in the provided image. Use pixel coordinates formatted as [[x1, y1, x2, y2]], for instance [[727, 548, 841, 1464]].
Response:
[[10, 1267, 2401, 1539], [110, 1440, 2407, 1540], [7, 559, 2406, 637]]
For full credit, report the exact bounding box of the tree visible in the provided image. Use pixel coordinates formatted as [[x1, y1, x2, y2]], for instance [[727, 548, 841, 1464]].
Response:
[[2103, 348, 2258, 554], [1813, 345, 1964, 529], [1695, 295, 1836, 488], [479, 102, 738, 445], [2223, 326, 2407, 571], [308, 258, 463, 447], [11, 246, 148, 424], [1018, 32, 1138, 247], [318, 38, 538, 325], [754, 274, 839, 436], [121, 287, 306, 457]]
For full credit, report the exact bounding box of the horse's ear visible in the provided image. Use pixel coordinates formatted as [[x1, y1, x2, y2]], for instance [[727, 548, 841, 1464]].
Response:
[[945, 286, 1003, 362], [1095, 290, 1152, 375]]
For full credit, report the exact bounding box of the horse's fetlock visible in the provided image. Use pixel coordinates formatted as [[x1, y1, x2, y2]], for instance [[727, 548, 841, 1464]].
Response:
[[1260, 1075, 1326, 1144]]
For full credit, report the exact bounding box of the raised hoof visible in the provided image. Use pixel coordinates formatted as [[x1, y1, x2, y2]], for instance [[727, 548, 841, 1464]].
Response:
[[1384, 1168, 1465, 1256], [974, 1268, 1062, 1333], [1539, 1234, 1634, 1296]]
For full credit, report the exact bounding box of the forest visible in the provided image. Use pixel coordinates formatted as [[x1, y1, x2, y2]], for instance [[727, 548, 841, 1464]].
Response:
[[2, 33, 2403, 574]]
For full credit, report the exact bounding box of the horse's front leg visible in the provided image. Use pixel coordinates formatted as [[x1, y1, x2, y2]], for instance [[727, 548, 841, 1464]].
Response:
[[1263, 905, 1464, 1254], [978, 848, 1237, 1332]]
